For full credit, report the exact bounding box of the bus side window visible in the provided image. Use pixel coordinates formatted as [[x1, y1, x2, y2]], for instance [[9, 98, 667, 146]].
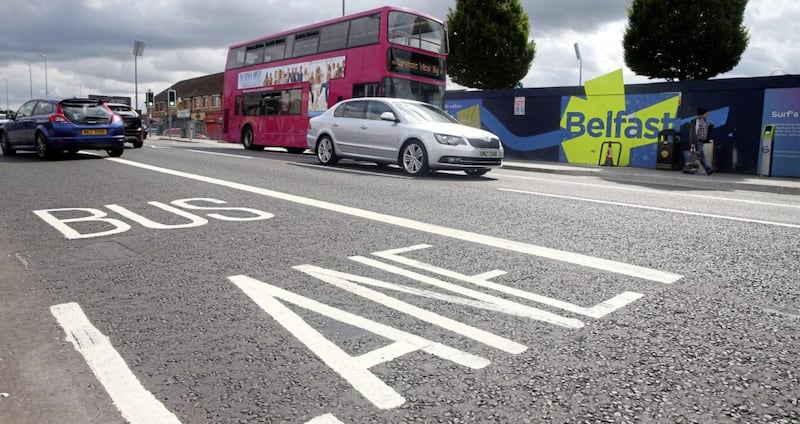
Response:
[[353, 83, 379, 98]]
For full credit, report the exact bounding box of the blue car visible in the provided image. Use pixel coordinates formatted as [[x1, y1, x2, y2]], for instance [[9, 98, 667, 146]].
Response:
[[0, 98, 125, 158]]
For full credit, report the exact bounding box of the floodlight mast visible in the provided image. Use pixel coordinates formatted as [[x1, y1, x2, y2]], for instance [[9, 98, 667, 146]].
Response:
[[574, 43, 582, 86], [133, 40, 145, 110]]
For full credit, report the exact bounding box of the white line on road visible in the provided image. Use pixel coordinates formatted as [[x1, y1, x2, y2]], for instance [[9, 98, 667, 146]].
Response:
[[49, 302, 181, 424], [306, 414, 345, 424], [107, 157, 681, 284], [499, 188, 800, 229], [186, 149, 253, 159], [494, 173, 800, 209]]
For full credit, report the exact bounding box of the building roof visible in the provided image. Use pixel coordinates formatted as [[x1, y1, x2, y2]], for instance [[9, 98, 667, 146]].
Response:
[[154, 72, 223, 102]]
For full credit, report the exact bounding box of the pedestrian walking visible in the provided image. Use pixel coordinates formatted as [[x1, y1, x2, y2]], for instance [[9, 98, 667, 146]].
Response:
[[688, 107, 714, 175]]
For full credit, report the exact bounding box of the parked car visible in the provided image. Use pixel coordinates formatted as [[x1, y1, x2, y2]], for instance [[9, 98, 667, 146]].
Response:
[[306, 97, 504, 177], [105, 102, 145, 148], [0, 98, 125, 158]]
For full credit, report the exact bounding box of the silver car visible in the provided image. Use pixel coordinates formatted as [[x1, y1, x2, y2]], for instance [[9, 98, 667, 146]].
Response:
[[306, 97, 504, 177]]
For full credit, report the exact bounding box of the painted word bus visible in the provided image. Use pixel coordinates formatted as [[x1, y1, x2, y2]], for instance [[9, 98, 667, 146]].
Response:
[[221, 6, 448, 151]]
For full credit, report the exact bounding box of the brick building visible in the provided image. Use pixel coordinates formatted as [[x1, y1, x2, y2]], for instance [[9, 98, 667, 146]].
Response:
[[148, 72, 223, 139]]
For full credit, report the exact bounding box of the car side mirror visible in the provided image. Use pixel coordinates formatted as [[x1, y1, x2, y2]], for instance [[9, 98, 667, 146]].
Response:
[[8, 112, 16, 120], [380, 111, 398, 122]]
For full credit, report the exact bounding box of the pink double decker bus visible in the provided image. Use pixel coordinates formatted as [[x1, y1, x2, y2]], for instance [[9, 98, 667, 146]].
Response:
[[221, 6, 448, 152]]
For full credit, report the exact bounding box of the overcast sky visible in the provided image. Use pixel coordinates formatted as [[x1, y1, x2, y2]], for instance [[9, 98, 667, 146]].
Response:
[[0, 0, 797, 111]]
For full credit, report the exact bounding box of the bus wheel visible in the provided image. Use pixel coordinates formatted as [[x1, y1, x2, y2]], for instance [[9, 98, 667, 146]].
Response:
[[316, 136, 338, 165], [241, 127, 264, 151]]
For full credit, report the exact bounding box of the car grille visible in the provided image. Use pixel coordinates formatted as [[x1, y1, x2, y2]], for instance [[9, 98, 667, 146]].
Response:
[[438, 156, 502, 166], [467, 137, 500, 148]]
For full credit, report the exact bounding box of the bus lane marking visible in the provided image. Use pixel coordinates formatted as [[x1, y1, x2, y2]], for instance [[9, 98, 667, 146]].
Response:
[[50, 302, 182, 424], [228, 274, 490, 410], [293, 264, 531, 352], [367, 245, 644, 319], [107, 157, 682, 284], [500, 188, 800, 229]]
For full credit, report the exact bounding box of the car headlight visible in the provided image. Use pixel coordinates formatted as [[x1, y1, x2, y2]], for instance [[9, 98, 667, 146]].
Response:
[[434, 133, 467, 145]]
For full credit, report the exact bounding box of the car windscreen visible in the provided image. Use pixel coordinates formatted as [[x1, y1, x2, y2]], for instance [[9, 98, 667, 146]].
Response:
[[392, 102, 459, 124], [61, 101, 112, 124]]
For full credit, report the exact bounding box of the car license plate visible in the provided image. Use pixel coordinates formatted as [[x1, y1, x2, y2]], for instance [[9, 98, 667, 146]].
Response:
[[82, 129, 107, 135], [479, 150, 499, 157]]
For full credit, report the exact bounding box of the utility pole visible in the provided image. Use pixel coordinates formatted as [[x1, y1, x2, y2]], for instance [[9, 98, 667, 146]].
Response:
[[133, 40, 145, 111]]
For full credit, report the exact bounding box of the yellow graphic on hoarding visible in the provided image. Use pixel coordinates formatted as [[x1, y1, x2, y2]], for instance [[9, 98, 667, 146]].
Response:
[[560, 69, 680, 165], [456, 104, 481, 129]]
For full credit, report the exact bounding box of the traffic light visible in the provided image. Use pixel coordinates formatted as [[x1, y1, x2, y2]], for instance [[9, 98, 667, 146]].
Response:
[[145, 90, 154, 107], [168, 89, 176, 107]]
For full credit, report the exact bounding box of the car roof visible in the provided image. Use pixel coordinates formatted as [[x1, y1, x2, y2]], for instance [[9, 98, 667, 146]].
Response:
[[344, 97, 421, 103]]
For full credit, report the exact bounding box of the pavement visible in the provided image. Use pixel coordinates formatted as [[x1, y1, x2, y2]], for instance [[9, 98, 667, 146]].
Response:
[[155, 136, 800, 196]]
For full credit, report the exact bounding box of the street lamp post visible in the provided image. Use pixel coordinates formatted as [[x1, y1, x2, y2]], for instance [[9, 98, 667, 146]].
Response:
[[39, 54, 48, 96], [133, 40, 145, 111], [574, 43, 582, 86], [342, 0, 345, 16], [25, 62, 33, 98]]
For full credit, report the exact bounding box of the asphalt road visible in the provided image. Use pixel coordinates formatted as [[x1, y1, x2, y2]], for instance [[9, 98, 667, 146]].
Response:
[[1, 139, 799, 423]]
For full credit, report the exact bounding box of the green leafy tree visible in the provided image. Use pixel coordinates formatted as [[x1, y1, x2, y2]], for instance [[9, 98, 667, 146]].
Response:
[[446, 0, 535, 89], [623, 0, 749, 81]]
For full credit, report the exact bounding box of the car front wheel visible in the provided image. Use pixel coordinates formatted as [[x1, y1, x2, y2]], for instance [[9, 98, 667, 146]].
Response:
[[316, 136, 338, 165], [35, 132, 51, 159], [401, 140, 428, 176], [0, 132, 14, 156], [132, 140, 144, 148]]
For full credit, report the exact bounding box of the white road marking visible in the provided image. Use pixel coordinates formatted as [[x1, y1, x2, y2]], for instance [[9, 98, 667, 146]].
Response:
[[500, 188, 800, 229], [14, 253, 29, 269], [50, 303, 181, 424], [306, 414, 345, 424], [186, 149, 252, 159], [494, 173, 800, 209], [345, 257, 584, 328], [107, 158, 681, 284], [229, 275, 489, 409], [472, 269, 507, 280], [294, 264, 529, 353], [364, 245, 642, 319]]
